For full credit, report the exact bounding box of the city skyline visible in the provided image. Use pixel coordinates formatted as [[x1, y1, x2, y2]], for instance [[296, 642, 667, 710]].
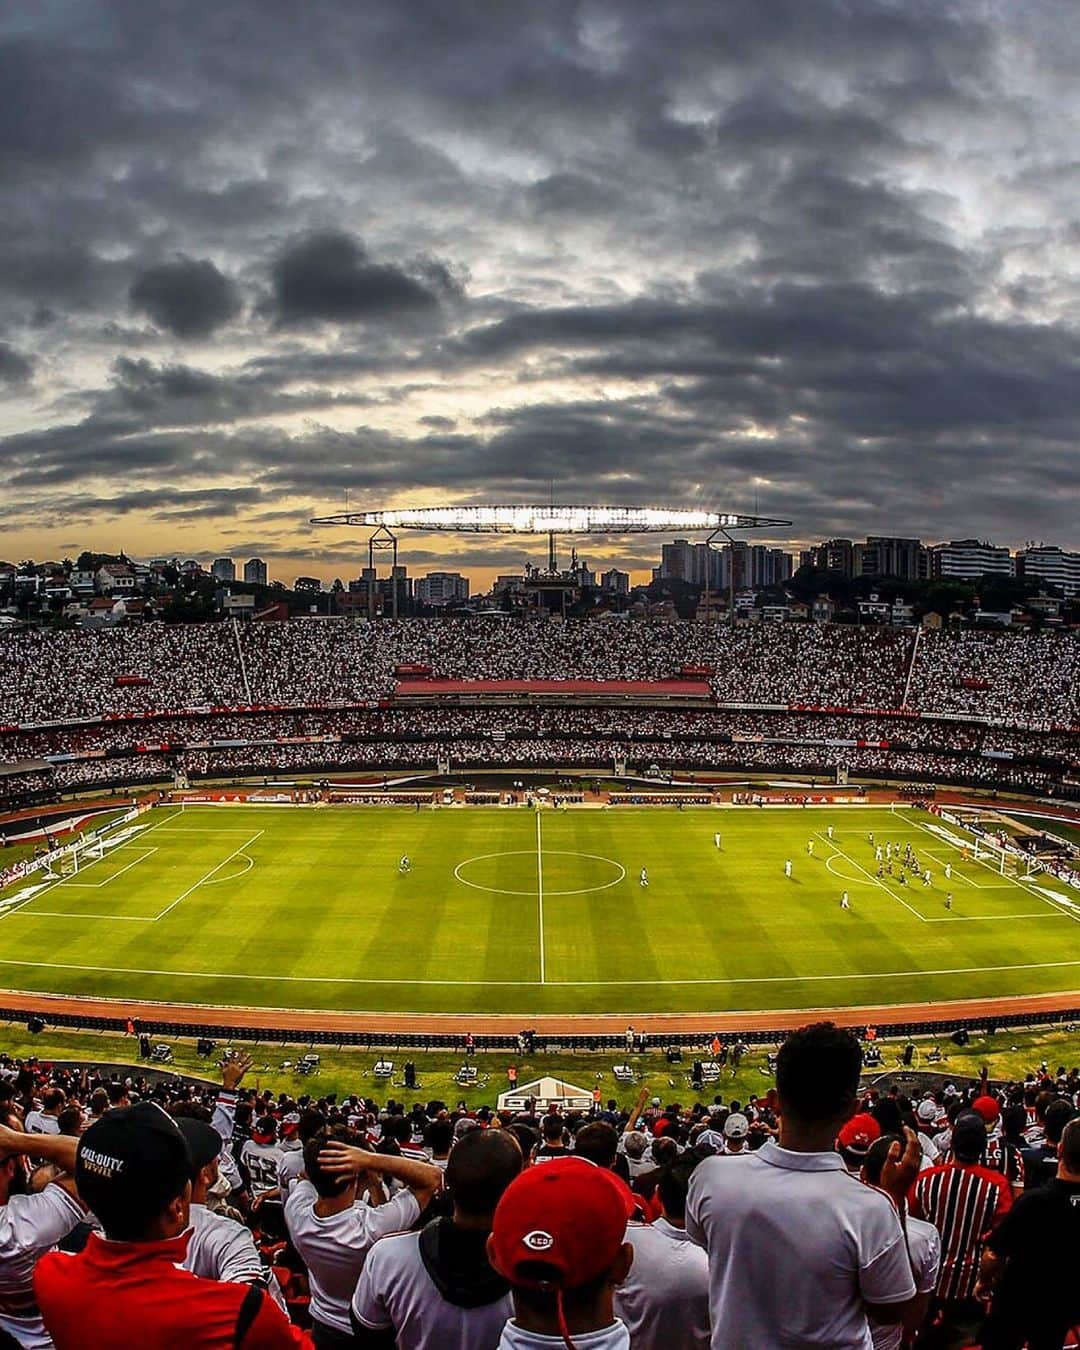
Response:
[[5, 3, 1080, 585], [10, 528, 1080, 597]]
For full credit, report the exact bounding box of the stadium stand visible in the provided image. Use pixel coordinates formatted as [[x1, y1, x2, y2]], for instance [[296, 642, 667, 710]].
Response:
[[1, 621, 1077, 804], [0, 1027, 1076, 1347]]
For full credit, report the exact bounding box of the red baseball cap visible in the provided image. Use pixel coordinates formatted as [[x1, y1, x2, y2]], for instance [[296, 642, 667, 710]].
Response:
[[837, 1112, 882, 1157], [489, 1159, 632, 1291], [971, 1095, 1000, 1124]]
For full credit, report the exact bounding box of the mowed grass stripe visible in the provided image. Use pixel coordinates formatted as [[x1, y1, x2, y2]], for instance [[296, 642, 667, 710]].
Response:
[[0, 804, 1075, 1015]]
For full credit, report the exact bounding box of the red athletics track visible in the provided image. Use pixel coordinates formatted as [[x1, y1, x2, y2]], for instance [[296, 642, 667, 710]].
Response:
[[3, 989, 1078, 1039]]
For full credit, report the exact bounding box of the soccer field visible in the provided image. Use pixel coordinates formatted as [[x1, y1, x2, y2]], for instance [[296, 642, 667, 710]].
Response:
[[0, 804, 1077, 1017]]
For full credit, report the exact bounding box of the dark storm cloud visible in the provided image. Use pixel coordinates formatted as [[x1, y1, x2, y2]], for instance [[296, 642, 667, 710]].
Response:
[[0, 342, 34, 388], [269, 231, 464, 326], [4, 0, 1080, 572], [129, 257, 241, 338]]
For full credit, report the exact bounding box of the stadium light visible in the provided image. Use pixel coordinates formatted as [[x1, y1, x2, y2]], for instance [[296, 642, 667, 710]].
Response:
[[310, 505, 792, 534]]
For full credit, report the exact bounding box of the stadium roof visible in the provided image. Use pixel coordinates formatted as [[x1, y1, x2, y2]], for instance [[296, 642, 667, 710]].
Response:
[[310, 505, 791, 534]]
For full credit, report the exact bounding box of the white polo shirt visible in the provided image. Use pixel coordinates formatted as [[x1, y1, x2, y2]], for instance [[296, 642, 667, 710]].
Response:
[[869, 1216, 939, 1350], [284, 1179, 420, 1334], [614, 1219, 710, 1350], [686, 1140, 915, 1349], [0, 1184, 85, 1350], [353, 1228, 513, 1350], [498, 1321, 629, 1350]]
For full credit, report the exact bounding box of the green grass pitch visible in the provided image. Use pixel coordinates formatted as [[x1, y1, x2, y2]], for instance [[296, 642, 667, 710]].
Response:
[[0, 804, 1077, 1017]]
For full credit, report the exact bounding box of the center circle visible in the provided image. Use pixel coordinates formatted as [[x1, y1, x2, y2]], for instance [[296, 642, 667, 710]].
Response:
[[453, 850, 626, 897]]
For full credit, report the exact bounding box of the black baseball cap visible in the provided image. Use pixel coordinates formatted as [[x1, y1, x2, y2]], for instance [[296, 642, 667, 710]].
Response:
[[76, 1103, 192, 1239], [175, 1117, 223, 1176]]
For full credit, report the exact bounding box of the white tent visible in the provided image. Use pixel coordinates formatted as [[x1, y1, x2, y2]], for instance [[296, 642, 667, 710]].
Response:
[[497, 1075, 593, 1112]]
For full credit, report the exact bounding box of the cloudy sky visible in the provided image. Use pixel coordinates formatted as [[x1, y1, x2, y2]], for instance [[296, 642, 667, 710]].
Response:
[[3, 1, 1080, 588]]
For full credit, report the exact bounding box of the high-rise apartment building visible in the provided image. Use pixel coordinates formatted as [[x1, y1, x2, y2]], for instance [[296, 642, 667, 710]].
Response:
[[243, 558, 267, 586], [1016, 544, 1080, 596], [809, 539, 856, 577], [856, 536, 928, 581], [660, 539, 696, 581], [600, 568, 631, 594], [930, 540, 1013, 581], [211, 557, 235, 582], [414, 571, 470, 606]]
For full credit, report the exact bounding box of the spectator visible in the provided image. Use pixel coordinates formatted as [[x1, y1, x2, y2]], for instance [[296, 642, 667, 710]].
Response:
[[487, 1157, 634, 1350], [719, 1112, 752, 1158], [966, 1095, 1024, 1196], [352, 1127, 522, 1349], [277, 1110, 325, 1204], [686, 1021, 919, 1348], [977, 1116, 1080, 1350], [175, 1118, 279, 1297], [836, 1112, 882, 1175], [615, 1158, 710, 1350], [32, 1102, 308, 1348], [1019, 1098, 1076, 1190], [861, 1135, 940, 1350], [242, 1115, 284, 1203], [425, 1118, 455, 1171], [534, 1115, 569, 1163], [24, 1092, 64, 1138], [909, 1111, 1012, 1350], [0, 1121, 84, 1348], [286, 1127, 440, 1346]]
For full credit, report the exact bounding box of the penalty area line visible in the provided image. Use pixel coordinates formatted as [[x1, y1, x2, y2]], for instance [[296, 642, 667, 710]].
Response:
[[151, 831, 263, 921]]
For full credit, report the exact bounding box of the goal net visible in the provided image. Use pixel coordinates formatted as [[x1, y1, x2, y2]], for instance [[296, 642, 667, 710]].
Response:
[[973, 836, 1039, 879], [55, 835, 106, 876]]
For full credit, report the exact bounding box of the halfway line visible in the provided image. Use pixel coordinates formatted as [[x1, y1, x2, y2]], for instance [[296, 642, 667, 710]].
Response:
[[536, 810, 546, 983]]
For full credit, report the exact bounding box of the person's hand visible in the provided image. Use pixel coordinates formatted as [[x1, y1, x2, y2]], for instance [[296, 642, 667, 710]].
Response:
[[220, 1051, 253, 1091], [317, 1141, 378, 1178], [878, 1125, 921, 1207], [0, 1122, 26, 1157]]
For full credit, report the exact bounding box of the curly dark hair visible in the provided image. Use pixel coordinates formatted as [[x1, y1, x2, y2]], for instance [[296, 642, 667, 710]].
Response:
[[775, 1022, 862, 1123]]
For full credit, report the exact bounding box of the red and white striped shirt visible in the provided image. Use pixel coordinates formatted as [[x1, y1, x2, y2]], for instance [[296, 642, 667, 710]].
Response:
[[910, 1161, 1012, 1300]]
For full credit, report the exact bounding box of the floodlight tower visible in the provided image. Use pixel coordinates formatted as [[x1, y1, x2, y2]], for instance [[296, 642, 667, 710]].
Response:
[[310, 504, 793, 620]]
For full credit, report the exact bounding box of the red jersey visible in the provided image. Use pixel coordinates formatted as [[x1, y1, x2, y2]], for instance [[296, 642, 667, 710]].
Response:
[[35, 1230, 310, 1349]]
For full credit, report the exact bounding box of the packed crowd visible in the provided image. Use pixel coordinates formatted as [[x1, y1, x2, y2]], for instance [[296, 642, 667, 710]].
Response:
[[3, 620, 1079, 728], [0, 1023, 1077, 1348], [1, 741, 1065, 805], [3, 707, 1077, 764], [911, 631, 1080, 729], [2, 708, 1075, 806]]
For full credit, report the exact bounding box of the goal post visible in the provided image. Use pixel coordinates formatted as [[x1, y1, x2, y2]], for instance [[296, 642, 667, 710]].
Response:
[[973, 837, 1039, 880], [55, 833, 107, 876]]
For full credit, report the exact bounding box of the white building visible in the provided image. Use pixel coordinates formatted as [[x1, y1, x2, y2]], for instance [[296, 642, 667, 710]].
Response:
[[929, 540, 1013, 581], [95, 563, 136, 594], [415, 571, 469, 606], [1016, 545, 1080, 597]]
